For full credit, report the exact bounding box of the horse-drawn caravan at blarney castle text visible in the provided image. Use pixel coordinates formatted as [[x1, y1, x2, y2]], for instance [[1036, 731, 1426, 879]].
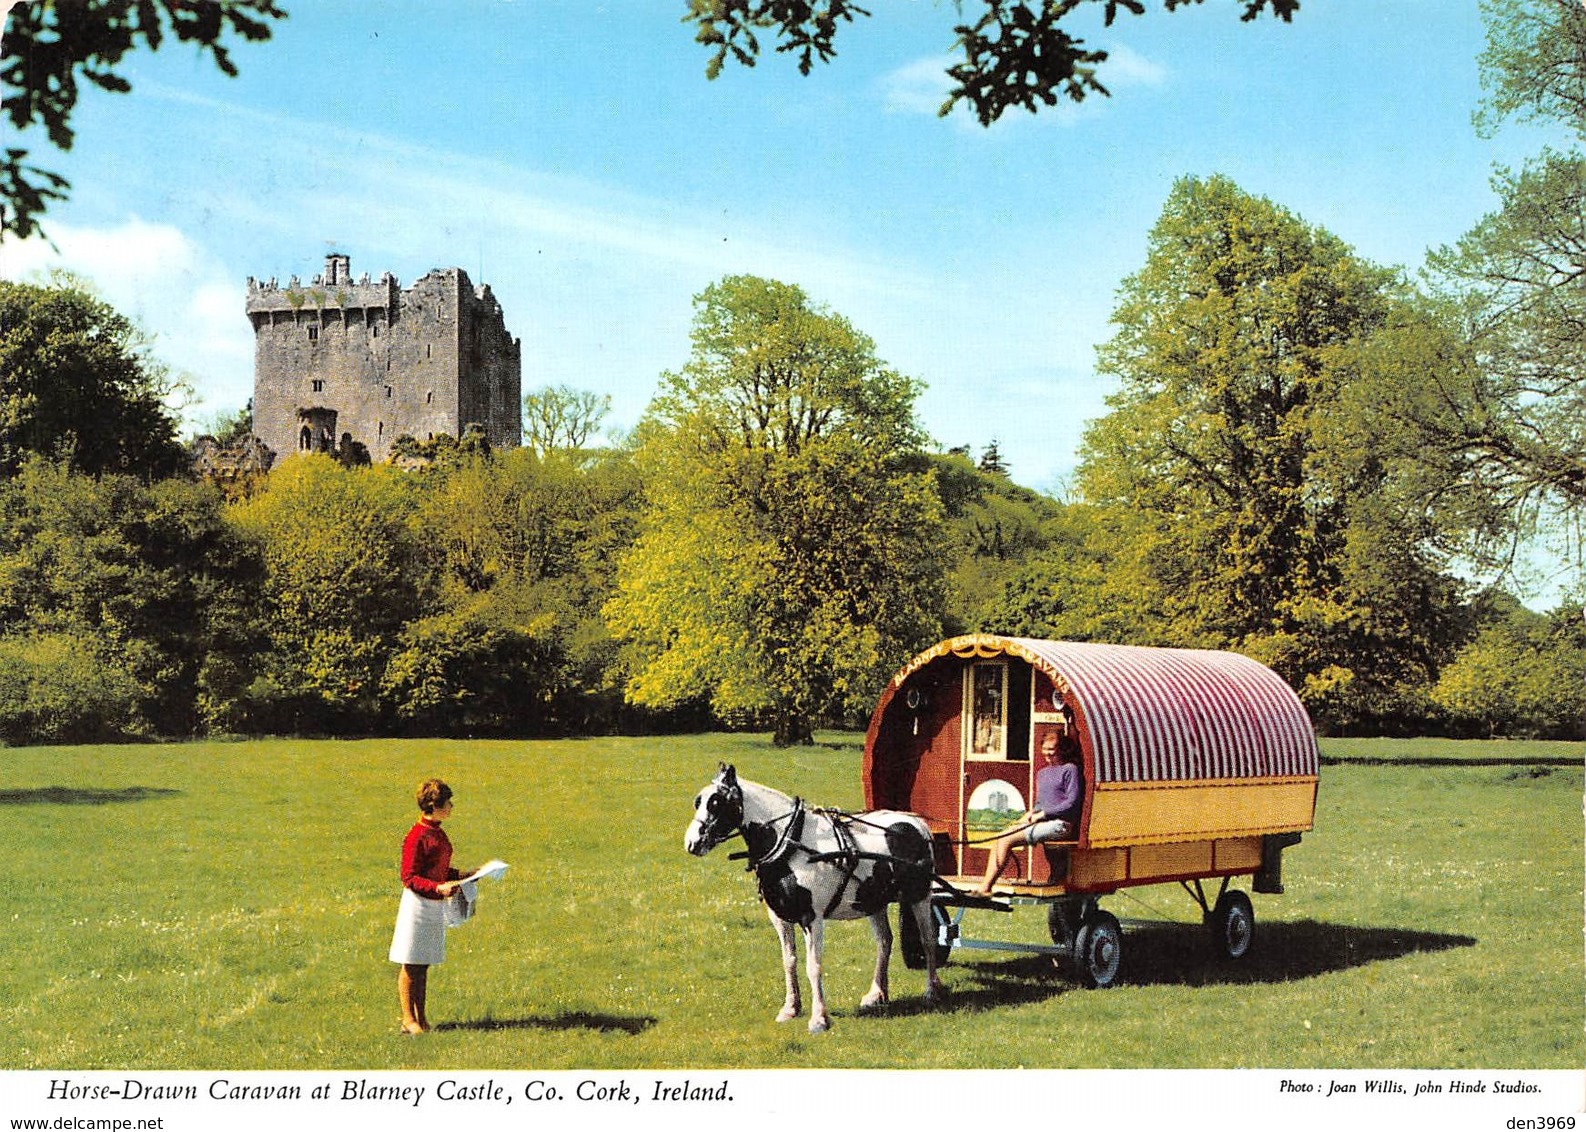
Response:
[[686, 634, 1318, 1029]]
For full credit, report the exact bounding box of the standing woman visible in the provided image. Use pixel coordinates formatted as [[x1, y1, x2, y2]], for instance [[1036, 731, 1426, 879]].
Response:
[[389, 778, 464, 1034]]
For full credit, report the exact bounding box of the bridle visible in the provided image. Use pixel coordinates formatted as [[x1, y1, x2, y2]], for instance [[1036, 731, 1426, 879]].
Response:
[[690, 773, 746, 853], [694, 773, 807, 869]]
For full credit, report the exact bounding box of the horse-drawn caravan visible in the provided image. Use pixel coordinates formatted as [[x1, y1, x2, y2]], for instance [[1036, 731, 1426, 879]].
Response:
[[863, 634, 1319, 988], [685, 633, 1318, 1029]]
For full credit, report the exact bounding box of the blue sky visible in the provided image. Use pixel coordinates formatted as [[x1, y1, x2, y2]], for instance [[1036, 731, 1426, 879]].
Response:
[[0, 1, 1571, 594]]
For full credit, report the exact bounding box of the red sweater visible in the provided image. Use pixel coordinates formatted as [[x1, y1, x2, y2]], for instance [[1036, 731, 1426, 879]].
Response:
[[400, 819, 457, 899]]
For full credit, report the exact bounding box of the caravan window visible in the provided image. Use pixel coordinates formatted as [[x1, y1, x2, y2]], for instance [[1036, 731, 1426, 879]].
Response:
[[965, 663, 1006, 760]]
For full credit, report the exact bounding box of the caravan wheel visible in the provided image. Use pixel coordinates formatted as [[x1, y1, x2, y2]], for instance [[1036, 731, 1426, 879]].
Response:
[[1207, 890, 1255, 959], [1073, 910, 1123, 989]]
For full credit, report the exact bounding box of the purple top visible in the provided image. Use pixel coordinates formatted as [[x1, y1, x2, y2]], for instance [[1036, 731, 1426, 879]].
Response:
[[1035, 762, 1082, 823]]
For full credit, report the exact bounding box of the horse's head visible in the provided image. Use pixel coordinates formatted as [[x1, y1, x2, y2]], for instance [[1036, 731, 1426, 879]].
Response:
[[685, 763, 745, 856]]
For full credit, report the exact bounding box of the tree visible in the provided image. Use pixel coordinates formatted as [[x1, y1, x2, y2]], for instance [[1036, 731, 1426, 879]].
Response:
[[1432, 596, 1585, 738], [1, 0, 285, 238], [1473, 0, 1586, 138], [930, 449, 1065, 633], [684, 0, 1298, 127], [199, 400, 254, 447], [0, 279, 188, 478], [977, 439, 1008, 477], [606, 275, 947, 745], [1059, 176, 1477, 726], [385, 445, 644, 735], [522, 384, 611, 456], [1417, 0, 1586, 565], [227, 455, 428, 733], [0, 459, 263, 742]]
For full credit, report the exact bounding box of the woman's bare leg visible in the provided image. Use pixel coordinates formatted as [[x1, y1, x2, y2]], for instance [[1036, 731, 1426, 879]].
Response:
[[398, 964, 429, 1034]]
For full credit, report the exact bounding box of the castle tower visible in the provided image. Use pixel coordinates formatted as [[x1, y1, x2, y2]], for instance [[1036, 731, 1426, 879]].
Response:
[[245, 254, 522, 463]]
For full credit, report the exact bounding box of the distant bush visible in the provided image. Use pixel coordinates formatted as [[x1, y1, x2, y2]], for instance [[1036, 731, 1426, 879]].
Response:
[[0, 633, 147, 744], [1432, 602, 1585, 739]]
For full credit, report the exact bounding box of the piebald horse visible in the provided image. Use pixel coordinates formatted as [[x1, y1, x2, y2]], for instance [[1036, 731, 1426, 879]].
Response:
[[685, 764, 943, 1033]]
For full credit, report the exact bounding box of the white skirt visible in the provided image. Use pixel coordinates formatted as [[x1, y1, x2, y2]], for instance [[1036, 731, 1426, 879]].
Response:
[[388, 888, 447, 965]]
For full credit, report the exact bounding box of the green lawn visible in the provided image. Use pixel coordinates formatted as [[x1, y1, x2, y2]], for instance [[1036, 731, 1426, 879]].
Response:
[[3, 733, 1580, 1069]]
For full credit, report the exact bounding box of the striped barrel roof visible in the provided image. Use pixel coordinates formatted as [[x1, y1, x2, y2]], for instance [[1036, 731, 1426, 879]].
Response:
[[881, 636, 1318, 785]]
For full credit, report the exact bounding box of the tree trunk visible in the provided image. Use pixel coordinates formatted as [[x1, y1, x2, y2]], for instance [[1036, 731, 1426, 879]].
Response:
[[771, 710, 815, 747]]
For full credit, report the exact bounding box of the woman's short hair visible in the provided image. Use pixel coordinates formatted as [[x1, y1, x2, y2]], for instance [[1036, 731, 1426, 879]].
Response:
[[415, 778, 452, 814]]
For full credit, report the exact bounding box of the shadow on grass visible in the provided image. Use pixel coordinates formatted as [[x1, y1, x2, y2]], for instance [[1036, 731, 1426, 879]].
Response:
[[874, 919, 1477, 1016], [0, 786, 181, 806], [433, 1011, 657, 1036]]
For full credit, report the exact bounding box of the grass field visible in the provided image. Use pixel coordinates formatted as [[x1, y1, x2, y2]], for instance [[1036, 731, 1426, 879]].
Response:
[[2, 733, 1580, 1070]]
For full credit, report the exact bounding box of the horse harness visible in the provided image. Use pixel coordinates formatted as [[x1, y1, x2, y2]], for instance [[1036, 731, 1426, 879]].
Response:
[[730, 796, 900, 919]]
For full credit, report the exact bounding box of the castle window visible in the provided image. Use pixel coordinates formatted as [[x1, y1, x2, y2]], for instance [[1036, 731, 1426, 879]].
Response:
[[385, 386, 393, 399], [307, 326, 319, 342], [371, 324, 380, 338], [312, 380, 324, 393], [426, 391, 433, 404]]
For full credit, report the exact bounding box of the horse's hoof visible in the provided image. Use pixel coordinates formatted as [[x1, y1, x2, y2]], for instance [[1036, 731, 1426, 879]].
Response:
[[808, 1018, 830, 1035], [859, 991, 888, 1011], [776, 1006, 800, 1023]]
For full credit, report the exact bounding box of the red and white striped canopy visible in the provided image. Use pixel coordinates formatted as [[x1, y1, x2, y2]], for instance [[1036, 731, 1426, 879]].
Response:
[[892, 636, 1319, 785]]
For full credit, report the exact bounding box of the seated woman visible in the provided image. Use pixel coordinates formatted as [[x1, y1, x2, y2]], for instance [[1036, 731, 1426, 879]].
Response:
[[973, 713, 1083, 895]]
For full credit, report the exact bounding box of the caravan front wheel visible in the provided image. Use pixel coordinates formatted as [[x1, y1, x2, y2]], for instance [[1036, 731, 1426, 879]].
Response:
[[1073, 910, 1123, 988]]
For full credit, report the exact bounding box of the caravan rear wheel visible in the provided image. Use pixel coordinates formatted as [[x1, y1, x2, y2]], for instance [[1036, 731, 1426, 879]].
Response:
[[1207, 890, 1255, 959]]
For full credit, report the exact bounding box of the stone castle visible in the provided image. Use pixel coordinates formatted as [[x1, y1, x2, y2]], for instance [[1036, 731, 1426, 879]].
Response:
[[246, 254, 521, 463]]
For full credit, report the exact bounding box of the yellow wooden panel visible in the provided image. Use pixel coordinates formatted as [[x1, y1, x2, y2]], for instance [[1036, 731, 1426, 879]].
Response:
[[1070, 848, 1127, 886], [1214, 837, 1263, 871], [1131, 841, 1212, 879], [1085, 778, 1316, 848]]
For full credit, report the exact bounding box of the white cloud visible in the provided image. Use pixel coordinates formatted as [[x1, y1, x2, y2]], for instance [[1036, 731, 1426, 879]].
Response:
[[881, 55, 956, 117], [1098, 44, 1168, 89], [0, 219, 255, 421]]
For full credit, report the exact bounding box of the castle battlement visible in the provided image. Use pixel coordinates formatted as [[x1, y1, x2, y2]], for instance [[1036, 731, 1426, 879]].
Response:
[[247, 253, 401, 318]]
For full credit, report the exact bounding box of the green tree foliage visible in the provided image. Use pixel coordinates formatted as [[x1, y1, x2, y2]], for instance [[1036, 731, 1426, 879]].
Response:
[[0, 420, 652, 741], [522, 384, 612, 456], [1418, 0, 1586, 564], [0, 630, 145, 745], [1433, 596, 1585, 738], [1473, 0, 1586, 137], [1026, 176, 1476, 727], [227, 455, 428, 733], [0, 280, 188, 478], [1, 0, 284, 238], [0, 459, 262, 743], [607, 275, 947, 745], [978, 500, 1147, 643], [383, 446, 643, 735], [199, 400, 254, 448], [684, 0, 1297, 126], [931, 449, 1065, 632]]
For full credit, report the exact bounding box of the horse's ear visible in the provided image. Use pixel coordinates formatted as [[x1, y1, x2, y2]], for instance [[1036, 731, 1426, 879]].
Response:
[[720, 763, 737, 784]]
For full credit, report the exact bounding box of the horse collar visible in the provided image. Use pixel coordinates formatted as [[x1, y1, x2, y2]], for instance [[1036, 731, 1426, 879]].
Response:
[[744, 797, 806, 871]]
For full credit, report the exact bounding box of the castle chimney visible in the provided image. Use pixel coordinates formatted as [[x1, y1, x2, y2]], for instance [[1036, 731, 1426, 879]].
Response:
[[325, 254, 350, 286]]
